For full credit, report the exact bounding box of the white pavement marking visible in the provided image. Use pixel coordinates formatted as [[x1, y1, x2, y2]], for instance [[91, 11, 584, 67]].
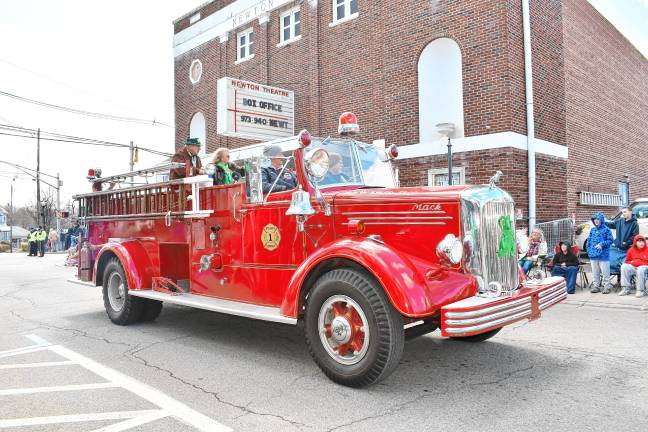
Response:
[[0, 360, 75, 369], [25, 334, 50, 346], [0, 345, 50, 359], [0, 382, 118, 396], [87, 410, 170, 432], [0, 410, 164, 428], [40, 336, 232, 432]]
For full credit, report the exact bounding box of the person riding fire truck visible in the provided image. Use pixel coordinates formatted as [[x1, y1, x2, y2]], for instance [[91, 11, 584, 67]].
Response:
[[72, 112, 567, 387]]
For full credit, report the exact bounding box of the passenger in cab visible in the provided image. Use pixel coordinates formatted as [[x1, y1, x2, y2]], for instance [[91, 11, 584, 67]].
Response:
[[170, 138, 204, 180], [261, 145, 297, 193], [211, 148, 245, 186], [322, 152, 349, 185]]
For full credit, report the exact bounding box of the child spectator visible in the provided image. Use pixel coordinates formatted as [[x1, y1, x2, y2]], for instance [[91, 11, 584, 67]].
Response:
[[586, 212, 614, 294], [619, 234, 648, 297], [551, 241, 580, 294]]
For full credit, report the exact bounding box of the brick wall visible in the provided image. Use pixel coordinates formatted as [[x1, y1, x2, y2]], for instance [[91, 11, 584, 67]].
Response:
[[174, 0, 569, 152], [172, 0, 646, 225], [562, 0, 648, 222]]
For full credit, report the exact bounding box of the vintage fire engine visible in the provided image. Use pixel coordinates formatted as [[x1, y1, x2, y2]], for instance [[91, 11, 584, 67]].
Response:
[[73, 113, 566, 387]]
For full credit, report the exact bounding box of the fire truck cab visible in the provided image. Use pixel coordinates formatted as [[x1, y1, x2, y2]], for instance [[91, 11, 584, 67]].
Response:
[[73, 114, 567, 387]]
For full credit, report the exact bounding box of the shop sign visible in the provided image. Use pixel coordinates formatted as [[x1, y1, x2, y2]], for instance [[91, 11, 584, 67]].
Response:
[[217, 77, 294, 141]]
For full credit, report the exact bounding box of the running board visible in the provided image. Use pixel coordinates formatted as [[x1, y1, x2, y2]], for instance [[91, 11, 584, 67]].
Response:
[[128, 290, 297, 325]]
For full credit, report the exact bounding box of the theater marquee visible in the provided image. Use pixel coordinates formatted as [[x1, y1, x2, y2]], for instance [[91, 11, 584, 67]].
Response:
[[217, 77, 295, 141]]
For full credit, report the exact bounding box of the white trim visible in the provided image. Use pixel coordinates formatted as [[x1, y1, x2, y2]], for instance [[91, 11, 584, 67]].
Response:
[[428, 167, 465, 186], [173, 0, 293, 57], [276, 35, 302, 47], [279, 6, 301, 45], [329, 12, 359, 27], [236, 27, 254, 62], [234, 53, 255, 64], [189, 13, 201, 25], [189, 59, 203, 84], [0, 382, 119, 396], [397, 132, 568, 160]]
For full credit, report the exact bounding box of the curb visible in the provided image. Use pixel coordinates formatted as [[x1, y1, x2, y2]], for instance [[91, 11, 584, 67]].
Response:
[[563, 299, 648, 311]]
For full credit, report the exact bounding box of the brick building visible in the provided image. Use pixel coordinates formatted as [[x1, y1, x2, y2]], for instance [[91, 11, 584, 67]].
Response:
[[173, 0, 648, 223]]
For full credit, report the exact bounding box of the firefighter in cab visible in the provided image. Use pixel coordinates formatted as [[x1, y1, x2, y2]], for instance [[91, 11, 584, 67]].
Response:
[[170, 138, 205, 180], [261, 145, 297, 193]]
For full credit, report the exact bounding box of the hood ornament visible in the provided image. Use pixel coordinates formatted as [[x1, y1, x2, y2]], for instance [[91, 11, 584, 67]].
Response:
[[489, 171, 503, 189]]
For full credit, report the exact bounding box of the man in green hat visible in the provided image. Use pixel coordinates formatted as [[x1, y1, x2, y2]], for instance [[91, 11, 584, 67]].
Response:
[[170, 137, 205, 180]]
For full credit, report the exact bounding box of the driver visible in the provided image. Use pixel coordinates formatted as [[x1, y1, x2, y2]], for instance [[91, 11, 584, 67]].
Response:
[[262, 145, 297, 193], [322, 152, 349, 185]]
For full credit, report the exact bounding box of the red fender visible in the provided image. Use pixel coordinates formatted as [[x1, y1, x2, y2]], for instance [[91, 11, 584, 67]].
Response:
[[93, 241, 157, 290], [280, 238, 477, 319]]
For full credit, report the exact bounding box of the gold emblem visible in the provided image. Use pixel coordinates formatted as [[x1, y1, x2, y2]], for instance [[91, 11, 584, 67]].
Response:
[[261, 224, 281, 251]]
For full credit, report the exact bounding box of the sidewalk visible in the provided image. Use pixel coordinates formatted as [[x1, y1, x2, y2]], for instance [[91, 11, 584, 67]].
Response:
[[564, 265, 648, 311]]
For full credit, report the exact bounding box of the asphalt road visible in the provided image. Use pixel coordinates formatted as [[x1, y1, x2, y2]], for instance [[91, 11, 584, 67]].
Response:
[[1, 253, 647, 432]]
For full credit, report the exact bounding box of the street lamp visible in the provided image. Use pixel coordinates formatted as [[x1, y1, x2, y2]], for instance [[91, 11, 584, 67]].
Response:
[[435, 122, 456, 186]]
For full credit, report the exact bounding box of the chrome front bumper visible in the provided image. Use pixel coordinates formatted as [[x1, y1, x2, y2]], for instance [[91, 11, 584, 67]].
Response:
[[441, 276, 567, 337]]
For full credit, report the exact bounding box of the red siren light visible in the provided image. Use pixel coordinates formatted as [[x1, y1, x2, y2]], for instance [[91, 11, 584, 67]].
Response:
[[298, 129, 312, 147], [338, 112, 359, 136], [87, 168, 95, 179], [388, 144, 399, 159]]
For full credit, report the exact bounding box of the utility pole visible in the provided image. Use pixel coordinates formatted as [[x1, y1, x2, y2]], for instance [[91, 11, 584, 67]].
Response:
[[129, 141, 135, 185], [56, 173, 61, 235], [9, 178, 13, 253], [36, 128, 41, 226]]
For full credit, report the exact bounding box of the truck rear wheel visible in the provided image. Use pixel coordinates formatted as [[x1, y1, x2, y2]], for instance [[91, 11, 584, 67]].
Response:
[[451, 328, 501, 342], [102, 258, 144, 325], [304, 269, 404, 387]]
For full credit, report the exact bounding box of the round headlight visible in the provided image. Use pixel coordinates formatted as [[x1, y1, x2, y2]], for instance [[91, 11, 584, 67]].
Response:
[[305, 148, 330, 181], [436, 234, 463, 265], [205, 163, 216, 176]]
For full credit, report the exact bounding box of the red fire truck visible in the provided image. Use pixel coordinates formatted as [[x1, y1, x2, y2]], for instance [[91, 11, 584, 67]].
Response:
[[73, 113, 566, 387]]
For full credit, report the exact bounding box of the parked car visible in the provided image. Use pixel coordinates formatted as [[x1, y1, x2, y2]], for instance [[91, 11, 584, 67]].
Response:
[[574, 199, 648, 255]]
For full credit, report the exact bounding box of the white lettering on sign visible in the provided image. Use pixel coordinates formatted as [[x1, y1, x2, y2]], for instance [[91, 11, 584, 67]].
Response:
[[217, 77, 295, 141]]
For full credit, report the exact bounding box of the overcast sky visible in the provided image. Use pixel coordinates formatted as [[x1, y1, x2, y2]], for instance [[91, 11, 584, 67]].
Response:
[[0, 0, 646, 211]]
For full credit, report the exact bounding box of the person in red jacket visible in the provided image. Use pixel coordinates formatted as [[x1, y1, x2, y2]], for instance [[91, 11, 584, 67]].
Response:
[[619, 234, 648, 297]]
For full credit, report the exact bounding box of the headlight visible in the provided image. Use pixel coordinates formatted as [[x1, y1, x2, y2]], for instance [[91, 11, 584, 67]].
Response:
[[436, 234, 463, 265]]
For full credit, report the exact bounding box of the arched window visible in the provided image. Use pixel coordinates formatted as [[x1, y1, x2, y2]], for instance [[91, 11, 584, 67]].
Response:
[[189, 112, 207, 159], [418, 38, 465, 142]]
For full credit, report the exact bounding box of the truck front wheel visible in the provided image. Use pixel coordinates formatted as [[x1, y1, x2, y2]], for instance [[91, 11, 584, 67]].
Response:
[[304, 269, 404, 387], [102, 258, 144, 325]]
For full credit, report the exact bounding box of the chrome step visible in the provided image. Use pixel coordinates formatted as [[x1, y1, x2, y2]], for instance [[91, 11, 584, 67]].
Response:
[[128, 290, 297, 325]]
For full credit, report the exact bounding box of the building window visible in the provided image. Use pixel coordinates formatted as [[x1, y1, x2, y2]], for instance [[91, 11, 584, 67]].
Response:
[[189, 112, 207, 159], [237, 28, 254, 63], [428, 167, 465, 187], [279, 7, 301, 46], [331, 0, 358, 25], [189, 59, 202, 84], [189, 13, 201, 25], [418, 38, 465, 143]]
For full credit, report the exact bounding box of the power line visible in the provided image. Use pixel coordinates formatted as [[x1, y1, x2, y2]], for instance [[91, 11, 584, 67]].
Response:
[[0, 125, 173, 158], [0, 89, 175, 128]]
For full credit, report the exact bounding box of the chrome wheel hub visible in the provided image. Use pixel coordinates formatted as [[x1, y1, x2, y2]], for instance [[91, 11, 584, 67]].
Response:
[[107, 272, 126, 312], [318, 295, 370, 366]]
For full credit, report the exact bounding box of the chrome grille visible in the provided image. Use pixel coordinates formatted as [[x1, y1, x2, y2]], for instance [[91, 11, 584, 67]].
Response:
[[461, 186, 519, 293]]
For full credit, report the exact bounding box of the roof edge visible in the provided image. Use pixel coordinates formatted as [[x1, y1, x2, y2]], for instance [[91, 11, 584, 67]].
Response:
[[173, 0, 217, 25]]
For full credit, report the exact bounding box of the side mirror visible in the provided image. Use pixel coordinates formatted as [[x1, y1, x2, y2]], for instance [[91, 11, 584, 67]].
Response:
[[304, 148, 330, 182]]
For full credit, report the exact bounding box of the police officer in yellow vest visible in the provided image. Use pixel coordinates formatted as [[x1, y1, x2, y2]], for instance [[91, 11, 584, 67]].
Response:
[[35, 225, 47, 257], [27, 227, 37, 256]]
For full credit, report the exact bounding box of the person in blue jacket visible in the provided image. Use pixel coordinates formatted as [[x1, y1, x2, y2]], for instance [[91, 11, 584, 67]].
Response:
[[587, 212, 614, 294], [606, 207, 639, 273]]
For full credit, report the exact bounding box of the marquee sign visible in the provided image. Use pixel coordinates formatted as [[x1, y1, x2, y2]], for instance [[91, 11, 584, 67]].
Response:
[[217, 77, 295, 141]]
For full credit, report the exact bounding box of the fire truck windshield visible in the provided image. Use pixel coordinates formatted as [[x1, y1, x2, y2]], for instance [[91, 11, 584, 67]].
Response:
[[313, 139, 396, 189]]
